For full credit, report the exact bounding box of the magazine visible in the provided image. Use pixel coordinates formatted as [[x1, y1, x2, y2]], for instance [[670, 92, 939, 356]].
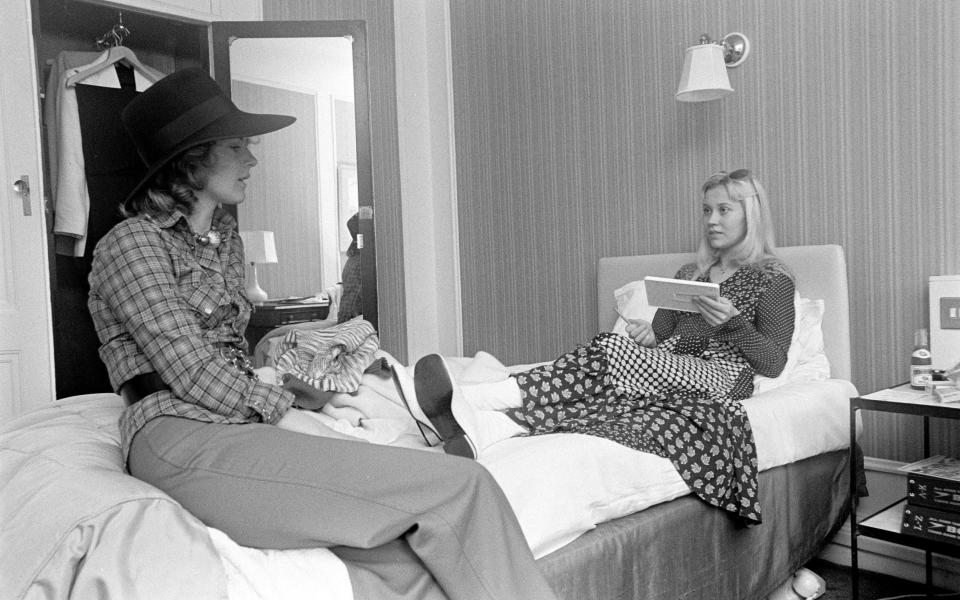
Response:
[[899, 455, 960, 482]]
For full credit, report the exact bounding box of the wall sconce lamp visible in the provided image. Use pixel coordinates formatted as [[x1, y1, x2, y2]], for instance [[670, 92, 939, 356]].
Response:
[[239, 230, 278, 304], [676, 32, 750, 102]]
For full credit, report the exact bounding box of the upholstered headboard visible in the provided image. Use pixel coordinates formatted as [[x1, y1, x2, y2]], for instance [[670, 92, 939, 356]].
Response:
[[597, 245, 851, 381]]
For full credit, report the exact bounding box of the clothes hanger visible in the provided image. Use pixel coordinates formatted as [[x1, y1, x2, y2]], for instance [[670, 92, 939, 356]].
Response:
[[65, 46, 159, 86], [65, 13, 160, 87]]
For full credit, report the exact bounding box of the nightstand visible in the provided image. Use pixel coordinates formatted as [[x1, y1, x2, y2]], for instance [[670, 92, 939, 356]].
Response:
[[849, 384, 960, 599], [244, 299, 330, 352]]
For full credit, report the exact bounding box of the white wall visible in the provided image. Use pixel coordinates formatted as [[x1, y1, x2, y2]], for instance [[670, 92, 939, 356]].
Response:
[[394, 0, 462, 359]]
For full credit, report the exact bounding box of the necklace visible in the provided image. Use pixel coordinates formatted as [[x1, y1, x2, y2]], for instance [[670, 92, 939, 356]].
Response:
[[194, 229, 222, 247], [715, 261, 735, 277]]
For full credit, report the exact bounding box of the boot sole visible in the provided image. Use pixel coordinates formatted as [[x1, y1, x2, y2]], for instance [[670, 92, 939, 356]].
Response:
[[414, 355, 475, 459]]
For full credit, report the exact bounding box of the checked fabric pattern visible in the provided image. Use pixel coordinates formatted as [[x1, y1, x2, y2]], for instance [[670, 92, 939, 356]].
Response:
[[508, 262, 796, 525]]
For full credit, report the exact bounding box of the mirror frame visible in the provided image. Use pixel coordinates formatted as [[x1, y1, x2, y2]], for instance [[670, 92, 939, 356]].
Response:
[[211, 20, 378, 329]]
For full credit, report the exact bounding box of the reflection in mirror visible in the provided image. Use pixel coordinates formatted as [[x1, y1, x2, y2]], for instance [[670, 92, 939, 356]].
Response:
[[228, 37, 358, 303]]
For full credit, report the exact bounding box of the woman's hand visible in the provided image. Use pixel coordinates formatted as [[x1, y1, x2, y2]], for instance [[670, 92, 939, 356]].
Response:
[[692, 295, 740, 327], [624, 318, 657, 347], [276, 408, 365, 442]]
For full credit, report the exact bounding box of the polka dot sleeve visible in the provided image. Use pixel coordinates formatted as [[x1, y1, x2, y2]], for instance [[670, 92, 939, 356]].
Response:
[[713, 272, 795, 377]]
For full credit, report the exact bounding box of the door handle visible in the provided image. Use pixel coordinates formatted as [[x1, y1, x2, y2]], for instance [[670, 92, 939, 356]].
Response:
[[12, 175, 31, 216]]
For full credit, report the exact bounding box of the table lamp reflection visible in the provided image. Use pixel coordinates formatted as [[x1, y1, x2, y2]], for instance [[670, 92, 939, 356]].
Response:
[[239, 230, 277, 304]]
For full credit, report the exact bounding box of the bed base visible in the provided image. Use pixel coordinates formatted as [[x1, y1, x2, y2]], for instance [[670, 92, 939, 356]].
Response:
[[537, 449, 850, 600]]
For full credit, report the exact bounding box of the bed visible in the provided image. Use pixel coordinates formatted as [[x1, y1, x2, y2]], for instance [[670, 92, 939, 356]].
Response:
[[537, 243, 857, 599], [0, 244, 857, 600]]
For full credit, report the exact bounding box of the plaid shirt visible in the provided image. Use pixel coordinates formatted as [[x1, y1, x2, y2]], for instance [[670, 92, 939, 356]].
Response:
[[88, 207, 294, 463]]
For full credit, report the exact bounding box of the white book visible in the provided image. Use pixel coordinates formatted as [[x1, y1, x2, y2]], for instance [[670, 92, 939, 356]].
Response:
[[643, 276, 719, 313]]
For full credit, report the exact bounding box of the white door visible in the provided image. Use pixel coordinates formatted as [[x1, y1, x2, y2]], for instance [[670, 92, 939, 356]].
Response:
[[0, 0, 56, 419]]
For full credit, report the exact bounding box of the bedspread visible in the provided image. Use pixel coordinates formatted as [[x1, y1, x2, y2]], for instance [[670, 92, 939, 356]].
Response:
[[0, 394, 352, 600]]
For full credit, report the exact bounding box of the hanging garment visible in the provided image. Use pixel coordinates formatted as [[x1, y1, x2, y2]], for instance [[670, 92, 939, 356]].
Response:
[[51, 65, 150, 398], [75, 75, 149, 259], [45, 49, 163, 257], [44, 50, 99, 214], [50, 63, 160, 398]]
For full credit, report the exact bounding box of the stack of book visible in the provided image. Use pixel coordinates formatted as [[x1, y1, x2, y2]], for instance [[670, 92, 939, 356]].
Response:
[[900, 455, 960, 544]]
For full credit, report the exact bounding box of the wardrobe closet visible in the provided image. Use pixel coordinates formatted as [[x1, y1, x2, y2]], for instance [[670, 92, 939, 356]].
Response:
[[31, 0, 234, 398]]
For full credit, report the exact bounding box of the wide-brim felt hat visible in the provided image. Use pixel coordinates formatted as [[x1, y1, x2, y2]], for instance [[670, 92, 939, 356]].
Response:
[[121, 67, 296, 203]]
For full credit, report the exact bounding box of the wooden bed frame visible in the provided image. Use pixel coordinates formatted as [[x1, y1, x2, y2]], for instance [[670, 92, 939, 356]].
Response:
[[536, 245, 852, 600]]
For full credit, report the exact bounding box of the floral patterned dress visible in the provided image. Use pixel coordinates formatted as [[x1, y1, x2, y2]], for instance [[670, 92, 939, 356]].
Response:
[[508, 259, 796, 524]]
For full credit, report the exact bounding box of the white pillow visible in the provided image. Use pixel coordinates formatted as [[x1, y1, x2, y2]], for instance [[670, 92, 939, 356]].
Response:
[[610, 280, 658, 335], [753, 294, 831, 393], [609, 280, 830, 392]]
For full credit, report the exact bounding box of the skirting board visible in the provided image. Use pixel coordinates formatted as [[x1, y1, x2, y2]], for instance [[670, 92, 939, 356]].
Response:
[[818, 456, 960, 589]]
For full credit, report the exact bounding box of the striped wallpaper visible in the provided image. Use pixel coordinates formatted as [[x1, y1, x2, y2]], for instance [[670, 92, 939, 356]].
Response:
[[449, 0, 960, 462]]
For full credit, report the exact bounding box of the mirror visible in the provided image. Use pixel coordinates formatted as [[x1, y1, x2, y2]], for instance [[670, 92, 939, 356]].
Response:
[[211, 20, 377, 329]]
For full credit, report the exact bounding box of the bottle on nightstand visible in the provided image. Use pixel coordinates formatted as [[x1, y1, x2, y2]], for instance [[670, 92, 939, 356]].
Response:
[[911, 327, 933, 390]]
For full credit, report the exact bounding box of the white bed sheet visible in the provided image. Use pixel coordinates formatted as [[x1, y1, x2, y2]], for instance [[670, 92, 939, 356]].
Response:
[[478, 377, 859, 558]]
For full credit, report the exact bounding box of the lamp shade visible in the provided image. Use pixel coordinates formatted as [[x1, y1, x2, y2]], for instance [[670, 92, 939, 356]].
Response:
[[239, 230, 278, 264], [676, 43, 733, 102]]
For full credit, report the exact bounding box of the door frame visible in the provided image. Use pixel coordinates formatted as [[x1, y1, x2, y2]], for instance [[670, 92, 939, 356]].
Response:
[[1, 0, 56, 418]]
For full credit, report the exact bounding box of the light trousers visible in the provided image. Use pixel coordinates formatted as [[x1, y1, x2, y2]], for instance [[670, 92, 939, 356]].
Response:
[[129, 416, 557, 600]]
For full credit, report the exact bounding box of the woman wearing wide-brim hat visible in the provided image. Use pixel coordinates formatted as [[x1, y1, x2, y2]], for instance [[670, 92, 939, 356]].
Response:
[[88, 68, 556, 600]]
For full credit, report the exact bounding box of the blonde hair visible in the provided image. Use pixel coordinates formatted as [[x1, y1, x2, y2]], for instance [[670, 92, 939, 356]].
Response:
[[695, 170, 778, 276]]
